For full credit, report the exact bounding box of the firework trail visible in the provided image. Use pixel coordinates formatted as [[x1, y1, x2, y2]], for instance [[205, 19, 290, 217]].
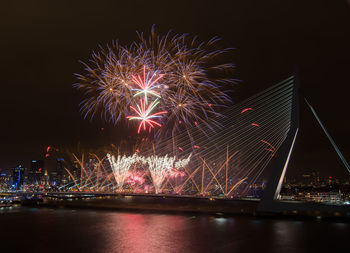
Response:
[[175, 153, 192, 168], [126, 171, 145, 186], [107, 152, 192, 193], [146, 155, 175, 193], [107, 153, 138, 188], [168, 169, 186, 179], [146, 153, 192, 193]]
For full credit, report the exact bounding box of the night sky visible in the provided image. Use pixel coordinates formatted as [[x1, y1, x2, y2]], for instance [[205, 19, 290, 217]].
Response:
[[0, 1, 349, 178]]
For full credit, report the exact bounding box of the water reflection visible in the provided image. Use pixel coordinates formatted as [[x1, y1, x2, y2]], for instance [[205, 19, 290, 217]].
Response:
[[103, 213, 192, 252], [214, 217, 228, 225], [0, 207, 349, 253]]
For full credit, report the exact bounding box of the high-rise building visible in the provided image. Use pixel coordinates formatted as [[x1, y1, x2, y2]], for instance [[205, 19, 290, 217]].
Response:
[[43, 169, 50, 186], [51, 158, 64, 186], [28, 160, 44, 185], [11, 165, 25, 190], [72, 160, 81, 182], [0, 172, 10, 190]]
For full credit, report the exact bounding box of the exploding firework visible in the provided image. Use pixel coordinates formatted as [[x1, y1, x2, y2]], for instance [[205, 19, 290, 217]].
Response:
[[107, 153, 138, 189], [175, 153, 192, 168], [126, 171, 145, 186], [127, 98, 167, 133], [75, 27, 236, 138], [132, 65, 162, 103], [168, 168, 186, 179], [146, 155, 176, 193], [106, 152, 192, 193], [107, 153, 192, 193], [145, 153, 192, 193]]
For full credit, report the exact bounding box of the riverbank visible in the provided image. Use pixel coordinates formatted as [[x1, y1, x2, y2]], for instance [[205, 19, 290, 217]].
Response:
[[17, 194, 349, 221], [38, 195, 259, 216]]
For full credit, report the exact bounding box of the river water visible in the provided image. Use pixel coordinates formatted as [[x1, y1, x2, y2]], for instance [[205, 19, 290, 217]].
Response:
[[0, 207, 349, 253]]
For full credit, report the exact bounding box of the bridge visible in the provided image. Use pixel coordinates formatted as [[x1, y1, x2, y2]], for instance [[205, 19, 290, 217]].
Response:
[[3, 75, 350, 217]]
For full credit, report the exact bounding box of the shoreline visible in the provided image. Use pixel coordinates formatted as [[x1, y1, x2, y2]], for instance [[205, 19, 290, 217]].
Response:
[[18, 194, 350, 222]]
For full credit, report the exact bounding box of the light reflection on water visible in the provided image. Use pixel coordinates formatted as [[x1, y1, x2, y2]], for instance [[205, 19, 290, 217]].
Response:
[[0, 207, 349, 253], [103, 213, 193, 252]]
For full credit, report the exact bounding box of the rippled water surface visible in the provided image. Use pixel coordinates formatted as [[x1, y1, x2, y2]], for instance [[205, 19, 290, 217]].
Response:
[[0, 207, 349, 252]]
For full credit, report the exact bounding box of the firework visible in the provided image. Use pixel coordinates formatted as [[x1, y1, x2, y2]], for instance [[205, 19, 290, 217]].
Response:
[[146, 155, 175, 193], [127, 98, 167, 133], [107, 153, 137, 188], [168, 168, 186, 179], [145, 153, 192, 193], [132, 65, 162, 103], [75, 27, 236, 138], [174, 153, 192, 168], [126, 171, 145, 186], [106, 152, 192, 193]]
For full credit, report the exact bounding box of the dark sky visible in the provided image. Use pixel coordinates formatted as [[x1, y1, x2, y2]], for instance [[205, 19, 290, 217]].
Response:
[[0, 0, 349, 178]]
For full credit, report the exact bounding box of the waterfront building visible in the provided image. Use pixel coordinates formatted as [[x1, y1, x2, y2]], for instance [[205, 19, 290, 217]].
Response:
[[50, 158, 64, 186], [28, 160, 44, 185], [0, 172, 10, 191], [11, 165, 25, 190]]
